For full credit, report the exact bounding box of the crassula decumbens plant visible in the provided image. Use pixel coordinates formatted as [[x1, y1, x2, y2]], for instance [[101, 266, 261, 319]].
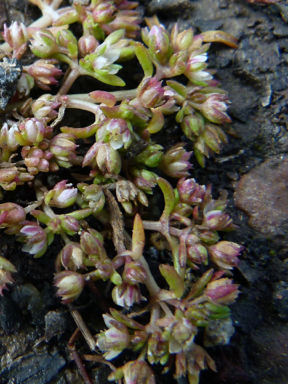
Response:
[[0, 0, 243, 383]]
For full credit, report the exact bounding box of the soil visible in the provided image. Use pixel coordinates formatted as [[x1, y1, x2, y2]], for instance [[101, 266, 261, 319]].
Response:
[[0, 0, 288, 383]]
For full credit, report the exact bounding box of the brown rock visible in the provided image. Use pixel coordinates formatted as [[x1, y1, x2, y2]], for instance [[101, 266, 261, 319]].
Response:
[[234, 155, 288, 243]]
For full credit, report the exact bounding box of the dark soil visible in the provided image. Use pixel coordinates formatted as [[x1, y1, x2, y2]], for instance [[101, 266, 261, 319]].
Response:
[[1, 0, 288, 383]]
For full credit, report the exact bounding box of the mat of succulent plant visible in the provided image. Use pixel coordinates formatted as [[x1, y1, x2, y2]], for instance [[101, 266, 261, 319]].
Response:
[[0, 0, 288, 384]]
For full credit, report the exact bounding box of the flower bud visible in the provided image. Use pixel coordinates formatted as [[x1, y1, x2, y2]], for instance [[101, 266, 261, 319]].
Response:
[[200, 94, 231, 124], [202, 123, 228, 154], [0, 202, 26, 229], [94, 259, 114, 280], [25, 59, 63, 91], [56, 30, 78, 59], [23, 146, 52, 175], [158, 143, 191, 178], [130, 330, 149, 351], [44, 180, 78, 208], [3, 22, 28, 50], [59, 214, 80, 235], [137, 77, 165, 109], [78, 35, 99, 57], [123, 261, 147, 284], [17, 73, 34, 97], [203, 209, 233, 231], [0, 122, 19, 152], [83, 142, 121, 174], [78, 183, 105, 212], [142, 25, 171, 65], [171, 24, 194, 52], [187, 242, 208, 267], [147, 331, 169, 365], [54, 271, 85, 304], [49, 133, 78, 168], [204, 277, 240, 305], [197, 228, 219, 244], [181, 113, 205, 138], [30, 29, 59, 58], [92, 2, 116, 23], [177, 177, 206, 205], [97, 315, 130, 360], [32, 94, 60, 120], [19, 221, 48, 258], [112, 282, 143, 308], [130, 167, 157, 193], [114, 360, 156, 384], [135, 143, 163, 167], [208, 241, 244, 270], [15, 118, 46, 146], [60, 243, 84, 271], [80, 229, 104, 256], [115, 180, 138, 206]]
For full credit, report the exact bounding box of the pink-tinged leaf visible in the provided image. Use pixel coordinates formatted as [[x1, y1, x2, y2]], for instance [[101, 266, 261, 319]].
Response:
[[131, 214, 145, 259], [159, 264, 184, 298], [201, 31, 238, 48], [89, 91, 116, 107], [0, 211, 8, 225], [61, 124, 98, 139], [157, 177, 175, 221]]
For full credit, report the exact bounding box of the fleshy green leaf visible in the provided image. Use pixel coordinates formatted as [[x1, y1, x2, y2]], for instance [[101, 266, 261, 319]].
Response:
[[159, 264, 184, 298]]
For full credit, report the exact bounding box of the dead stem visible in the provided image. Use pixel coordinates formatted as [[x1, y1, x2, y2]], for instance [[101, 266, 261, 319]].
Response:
[[69, 308, 96, 351]]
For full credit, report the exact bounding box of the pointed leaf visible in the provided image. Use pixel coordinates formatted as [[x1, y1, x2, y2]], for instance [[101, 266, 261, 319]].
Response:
[[157, 177, 175, 220], [159, 264, 184, 298], [135, 42, 153, 77], [147, 109, 164, 134], [201, 30, 238, 48], [131, 214, 145, 259], [93, 73, 125, 87], [109, 308, 145, 330]]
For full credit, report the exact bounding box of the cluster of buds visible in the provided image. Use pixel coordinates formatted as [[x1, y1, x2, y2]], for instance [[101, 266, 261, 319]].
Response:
[[166, 80, 230, 166], [0, 3, 244, 384], [2, 21, 28, 59], [54, 0, 141, 39], [158, 143, 192, 178], [23, 59, 63, 91], [96, 267, 239, 384]]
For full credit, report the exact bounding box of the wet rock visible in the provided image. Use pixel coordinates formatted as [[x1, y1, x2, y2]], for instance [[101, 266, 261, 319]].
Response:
[[148, 0, 192, 16], [273, 281, 288, 321], [0, 296, 22, 333], [11, 284, 45, 326], [0, 58, 22, 110], [251, 326, 288, 383], [0, 326, 39, 368], [0, 349, 66, 384], [45, 311, 68, 342], [273, 23, 288, 37], [234, 155, 288, 244]]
